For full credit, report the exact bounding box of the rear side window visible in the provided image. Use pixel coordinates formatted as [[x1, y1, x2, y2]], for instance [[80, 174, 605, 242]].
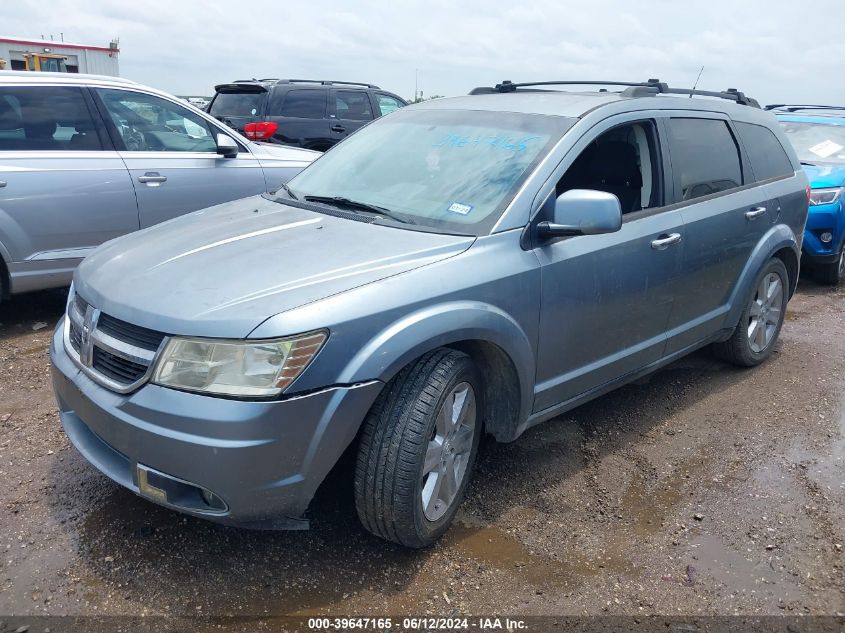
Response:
[[376, 94, 404, 116], [277, 89, 326, 118], [735, 122, 794, 181], [667, 118, 742, 201], [335, 90, 373, 121], [209, 91, 265, 117], [0, 86, 102, 151]]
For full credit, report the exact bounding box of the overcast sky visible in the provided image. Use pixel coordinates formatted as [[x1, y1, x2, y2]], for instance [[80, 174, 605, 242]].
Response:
[[5, 0, 844, 105]]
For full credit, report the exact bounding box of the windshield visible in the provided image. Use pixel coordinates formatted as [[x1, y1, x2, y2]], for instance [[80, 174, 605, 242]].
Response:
[[283, 109, 573, 235], [778, 120, 845, 165], [209, 91, 265, 118]]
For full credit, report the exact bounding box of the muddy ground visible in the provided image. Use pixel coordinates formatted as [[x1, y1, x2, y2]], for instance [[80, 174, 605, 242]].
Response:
[[0, 278, 843, 623]]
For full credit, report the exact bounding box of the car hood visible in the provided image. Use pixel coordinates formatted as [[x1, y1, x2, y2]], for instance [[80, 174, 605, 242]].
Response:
[[250, 141, 320, 165], [75, 196, 474, 338], [802, 163, 845, 189]]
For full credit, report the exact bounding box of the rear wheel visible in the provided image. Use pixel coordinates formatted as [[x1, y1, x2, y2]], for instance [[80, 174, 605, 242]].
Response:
[[354, 349, 481, 548], [814, 247, 845, 286], [713, 258, 789, 367]]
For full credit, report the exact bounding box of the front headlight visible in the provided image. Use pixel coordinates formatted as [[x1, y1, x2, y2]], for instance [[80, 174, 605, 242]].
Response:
[[809, 187, 844, 206], [151, 331, 327, 397]]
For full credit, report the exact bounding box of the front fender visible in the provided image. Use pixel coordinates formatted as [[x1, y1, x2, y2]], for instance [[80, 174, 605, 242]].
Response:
[[336, 301, 536, 427], [725, 223, 800, 329]]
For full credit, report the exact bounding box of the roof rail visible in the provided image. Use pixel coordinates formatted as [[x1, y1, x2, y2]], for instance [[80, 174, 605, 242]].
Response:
[[471, 79, 760, 108], [276, 79, 380, 89], [765, 104, 845, 113]]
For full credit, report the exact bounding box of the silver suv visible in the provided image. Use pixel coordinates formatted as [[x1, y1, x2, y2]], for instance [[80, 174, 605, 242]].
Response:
[[51, 79, 809, 548], [0, 71, 317, 300]]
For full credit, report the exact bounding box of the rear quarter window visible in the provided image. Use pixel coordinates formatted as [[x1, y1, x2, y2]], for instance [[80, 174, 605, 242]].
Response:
[[735, 121, 795, 181]]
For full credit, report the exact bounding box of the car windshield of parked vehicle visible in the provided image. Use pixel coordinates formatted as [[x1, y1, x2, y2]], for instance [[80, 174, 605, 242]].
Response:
[[779, 120, 845, 165], [283, 108, 573, 235], [209, 91, 264, 117]]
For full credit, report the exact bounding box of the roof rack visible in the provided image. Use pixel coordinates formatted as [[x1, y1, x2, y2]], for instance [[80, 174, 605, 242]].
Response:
[[276, 79, 380, 89], [470, 79, 760, 108], [228, 78, 380, 89], [765, 104, 845, 113]]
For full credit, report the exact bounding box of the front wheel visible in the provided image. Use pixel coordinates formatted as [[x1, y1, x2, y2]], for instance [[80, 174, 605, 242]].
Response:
[[354, 349, 482, 548], [712, 258, 789, 367], [814, 247, 845, 286]]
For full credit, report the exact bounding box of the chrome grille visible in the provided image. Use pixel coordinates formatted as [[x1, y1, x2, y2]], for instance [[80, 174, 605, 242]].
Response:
[[97, 313, 166, 351], [64, 290, 168, 393], [92, 347, 149, 384]]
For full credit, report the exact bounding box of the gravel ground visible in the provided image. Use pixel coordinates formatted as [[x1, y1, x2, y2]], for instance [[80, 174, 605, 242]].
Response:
[[0, 278, 843, 622]]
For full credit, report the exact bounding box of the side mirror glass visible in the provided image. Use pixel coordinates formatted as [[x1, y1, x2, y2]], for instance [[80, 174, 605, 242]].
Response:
[[216, 133, 239, 158], [538, 189, 623, 239]]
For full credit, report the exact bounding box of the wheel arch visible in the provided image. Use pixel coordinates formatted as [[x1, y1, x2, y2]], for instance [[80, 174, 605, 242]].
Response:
[[335, 301, 535, 442], [725, 224, 800, 330]]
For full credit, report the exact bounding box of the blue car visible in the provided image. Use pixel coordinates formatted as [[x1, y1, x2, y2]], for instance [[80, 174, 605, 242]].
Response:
[[771, 105, 845, 284]]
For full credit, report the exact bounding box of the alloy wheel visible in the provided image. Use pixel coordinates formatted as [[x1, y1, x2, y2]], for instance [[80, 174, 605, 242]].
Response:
[[421, 382, 477, 521], [747, 272, 783, 353]]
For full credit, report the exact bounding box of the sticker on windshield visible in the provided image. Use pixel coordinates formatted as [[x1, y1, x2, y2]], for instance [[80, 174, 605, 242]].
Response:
[[808, 139, 844, 158], [447, 202, 473, 215]]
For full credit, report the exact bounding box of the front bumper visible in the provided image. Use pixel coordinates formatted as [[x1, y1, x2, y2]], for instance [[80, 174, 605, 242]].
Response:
[[50, 319, 383, 528], [802, 203, 843, 263]]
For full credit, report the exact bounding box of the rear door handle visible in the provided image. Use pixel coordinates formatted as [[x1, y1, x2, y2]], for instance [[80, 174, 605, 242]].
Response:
[[138, 172, 167, 186], [745, 206, 767, 220], [651, 233, 682, 250], [0, 180, 6, 188], [330, 124, 346, 133]]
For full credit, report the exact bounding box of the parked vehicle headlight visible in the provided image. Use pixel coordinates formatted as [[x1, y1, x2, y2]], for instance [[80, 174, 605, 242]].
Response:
[[809, 187, 844, 206], [151, 331, 327, 397]]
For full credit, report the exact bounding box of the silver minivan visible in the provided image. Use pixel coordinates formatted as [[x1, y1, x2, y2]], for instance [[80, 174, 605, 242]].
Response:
[[0, 71, 317, 300]]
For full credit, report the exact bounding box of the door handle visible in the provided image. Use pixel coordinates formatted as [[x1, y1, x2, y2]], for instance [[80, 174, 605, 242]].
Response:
[[0, 180, 6, 188], [745, 206, 767, 220], [138, 172, 167, 186], [651, 233, 682, 250], [330, 124, 346, 133]]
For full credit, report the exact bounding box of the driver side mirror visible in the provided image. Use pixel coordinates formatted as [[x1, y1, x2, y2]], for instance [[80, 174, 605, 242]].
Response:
[[216, 133, 239, 158], [537, 189, 622, 239]]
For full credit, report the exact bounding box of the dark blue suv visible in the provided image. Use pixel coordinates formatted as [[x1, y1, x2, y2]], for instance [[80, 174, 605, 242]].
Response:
[[771, 105, 845, 284]]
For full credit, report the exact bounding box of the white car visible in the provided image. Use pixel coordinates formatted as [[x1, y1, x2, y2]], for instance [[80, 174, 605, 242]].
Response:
[[0, 71, 318, 299]]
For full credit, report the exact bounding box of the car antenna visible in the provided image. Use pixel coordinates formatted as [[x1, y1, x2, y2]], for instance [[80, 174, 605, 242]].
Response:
[[690, 66, 704, 97]]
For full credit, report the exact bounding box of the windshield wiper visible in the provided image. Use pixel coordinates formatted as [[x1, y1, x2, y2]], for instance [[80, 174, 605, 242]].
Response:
[[277, 182, 299, 200], [800, 161, 817, 166], [303, 195, 414, 224]]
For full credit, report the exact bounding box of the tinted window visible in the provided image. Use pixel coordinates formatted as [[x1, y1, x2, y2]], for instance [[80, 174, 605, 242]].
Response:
[[209, 91, 265, 117], [97, 89, 216, 152], [376, 94, 403, 116], [335, 91, 373, 121], [279, 89, 326, 118], [0, 86, 102, 151], [736, 122, 794, 180], [667, 118, 742, 201]]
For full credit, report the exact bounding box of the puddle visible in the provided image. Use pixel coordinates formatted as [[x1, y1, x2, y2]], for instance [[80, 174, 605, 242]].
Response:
[[687, 532, 775, 594], [445, 516, 630, 589]]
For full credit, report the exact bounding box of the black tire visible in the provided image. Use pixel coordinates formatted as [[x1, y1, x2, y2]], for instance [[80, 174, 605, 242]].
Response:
[[813, 247, 844, 286], [354, 348, 482, 548], [713, 258, 789, 367]]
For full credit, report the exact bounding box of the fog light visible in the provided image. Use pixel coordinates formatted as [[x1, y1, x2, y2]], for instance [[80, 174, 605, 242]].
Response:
[[820, 231, 834, 244]]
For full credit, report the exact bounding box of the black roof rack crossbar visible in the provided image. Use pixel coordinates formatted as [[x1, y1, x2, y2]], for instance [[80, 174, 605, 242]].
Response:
[[622, 85, 760, 107], [492, 79, 669, 93], [765, 104, 845, 112], [475, 79, 759, 108]]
